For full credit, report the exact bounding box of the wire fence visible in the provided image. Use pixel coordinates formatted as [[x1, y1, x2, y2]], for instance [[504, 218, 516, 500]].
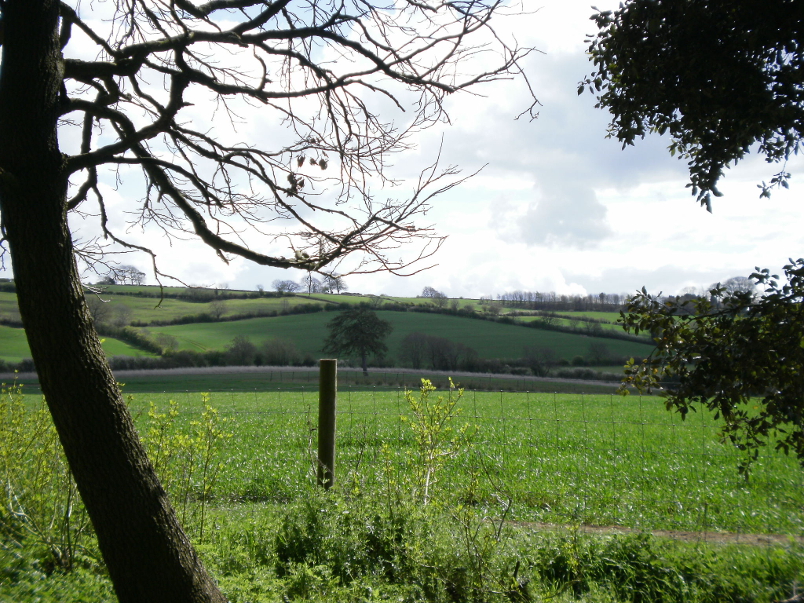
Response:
[[131, 382, 804, 546]]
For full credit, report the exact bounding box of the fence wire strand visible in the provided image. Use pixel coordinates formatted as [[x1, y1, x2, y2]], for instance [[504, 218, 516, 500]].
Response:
[[130, 380, 804, 548]]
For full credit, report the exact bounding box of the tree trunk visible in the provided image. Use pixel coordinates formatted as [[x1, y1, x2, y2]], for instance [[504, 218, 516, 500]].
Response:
[[0, 2, 226, 602], [361, 351, 369, 376]]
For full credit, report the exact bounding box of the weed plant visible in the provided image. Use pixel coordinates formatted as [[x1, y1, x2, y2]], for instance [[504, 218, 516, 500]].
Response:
[[140, 394, 233, 542], [0, 384, 232, 600], [0, 382, 94, 572]]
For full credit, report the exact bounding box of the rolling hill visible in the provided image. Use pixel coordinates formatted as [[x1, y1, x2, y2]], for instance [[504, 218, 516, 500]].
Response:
[[141, 310, 654, 362], [0, 324, 157, 363], [0, 285, 653, 368]]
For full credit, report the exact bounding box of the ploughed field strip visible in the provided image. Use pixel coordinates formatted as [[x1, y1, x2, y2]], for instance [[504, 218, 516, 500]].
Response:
[[101, 388, 804, 539]]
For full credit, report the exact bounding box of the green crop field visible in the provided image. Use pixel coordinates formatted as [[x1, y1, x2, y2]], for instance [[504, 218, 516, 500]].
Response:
[[4, 382, 802, 603], [513, 315, 628, 333], [507, 311, 621, 322], [142, 310, 655, 361], [98, 284, 193, 295], [86, 292, 326, 323], [0, 324, 156, 362], [0, 325, 33, 361], [302, 293, 374, 305], [113, 388, 804, 534], [142, 311, 334, 353], [13, 385, 803, 535], [0, 291, 20, 319], [551, 311, 623, 321]]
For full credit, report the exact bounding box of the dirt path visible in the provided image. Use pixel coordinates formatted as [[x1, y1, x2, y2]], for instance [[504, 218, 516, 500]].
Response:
[[516, 521, 804, 546]]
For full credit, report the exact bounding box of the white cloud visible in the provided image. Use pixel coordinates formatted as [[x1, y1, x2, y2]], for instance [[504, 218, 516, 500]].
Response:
[[5, 0, 804, 303], [517, 181, 612, 248]]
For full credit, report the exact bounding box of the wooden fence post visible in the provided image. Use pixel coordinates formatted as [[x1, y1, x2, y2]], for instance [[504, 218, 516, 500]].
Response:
[[317, 359, 337, 489]]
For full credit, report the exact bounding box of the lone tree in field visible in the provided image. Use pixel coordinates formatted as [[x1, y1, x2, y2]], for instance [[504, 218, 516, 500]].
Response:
[[323, 307, 392, 376], [584, 0, 804, 471], [0, 1, 536, 601]]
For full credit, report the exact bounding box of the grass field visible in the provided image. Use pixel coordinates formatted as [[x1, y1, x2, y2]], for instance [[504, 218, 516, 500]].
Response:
[[0, 291, 20, 320], [0, 324, 156, 362], [4, 382, 802, 603], [112, 388, 801, 537], [142, 310, 656, 362], [513, 315, 627, 332], [0, 290, 336, 325], [94, 284, 194, 296], [551, 311, 623, 321], [13, 385, 802, 536]]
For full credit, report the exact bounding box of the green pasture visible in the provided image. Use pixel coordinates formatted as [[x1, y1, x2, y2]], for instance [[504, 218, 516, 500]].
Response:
[[112, 388, 802, 536], [387, 296, 480, 309], [0, 291, 20, 319], [143, 310, 655, 361], [0, 325, 31, 361], [99, 284, 192, 296], [513, 310, 623, 322], [0, 325, 156, 362], [142, 311, 333, 353], [2, 290, 329, 326], [514, 315, 627, 333], [552, 311, 623, 321], [302, 293, 378, 305], [91, 292, 325, 323]]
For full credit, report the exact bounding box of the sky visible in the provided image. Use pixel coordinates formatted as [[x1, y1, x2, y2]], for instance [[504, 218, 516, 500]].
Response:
[[5, 0, 803, 299]]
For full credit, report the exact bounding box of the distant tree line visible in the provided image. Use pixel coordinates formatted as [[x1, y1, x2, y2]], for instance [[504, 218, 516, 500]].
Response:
[[496, 290, 628, 311]]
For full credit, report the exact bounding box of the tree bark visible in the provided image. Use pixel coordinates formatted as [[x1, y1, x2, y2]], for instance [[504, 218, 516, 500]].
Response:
[[0, 2, 226, 602]]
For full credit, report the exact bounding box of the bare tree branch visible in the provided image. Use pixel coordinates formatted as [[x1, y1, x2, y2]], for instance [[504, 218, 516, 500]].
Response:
[[52, 0, 537, 279]]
